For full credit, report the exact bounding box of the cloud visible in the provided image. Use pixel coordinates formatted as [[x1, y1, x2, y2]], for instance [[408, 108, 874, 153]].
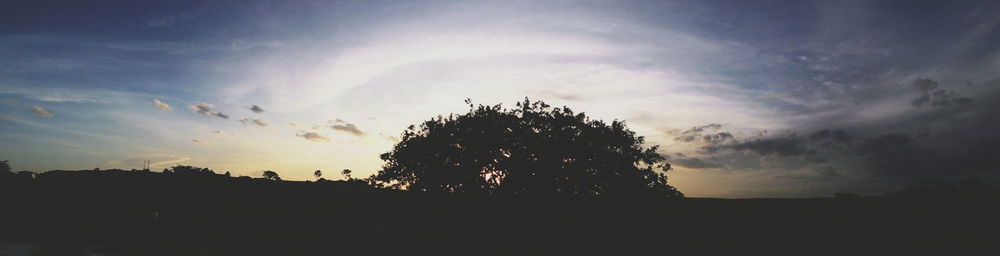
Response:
[[102, 154, 191, 169], [731, 135, 813, 157], [248, 104, 265, 113], [189, 102, 229, 119], [379, 132, 401, 143], [146, 12, 195, 28], [297, 132, 329, 142], [153, 99, 172, 111], [720, 113, 1000, 179], [669, 156, 724, 169], [910, 78, 974, 108], [668, 123, 736, 153], [0, 114, 5, 120], [31, 106, 52, 117], [328, 119, 366, 136], [239, 118, 267, 126], [213, 130, 235, 135], [192, 138, 202, 143]]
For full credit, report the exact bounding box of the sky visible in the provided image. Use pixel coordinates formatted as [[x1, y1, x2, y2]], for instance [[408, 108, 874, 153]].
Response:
[[1, 0, 999, 197]]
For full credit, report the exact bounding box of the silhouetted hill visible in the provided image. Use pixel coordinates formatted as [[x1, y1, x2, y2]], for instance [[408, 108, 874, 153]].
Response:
[[2, 169, 999, 256]]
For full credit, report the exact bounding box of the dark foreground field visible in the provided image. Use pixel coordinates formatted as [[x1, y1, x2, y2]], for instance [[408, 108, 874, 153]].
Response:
[[2, 170, 998, 256]]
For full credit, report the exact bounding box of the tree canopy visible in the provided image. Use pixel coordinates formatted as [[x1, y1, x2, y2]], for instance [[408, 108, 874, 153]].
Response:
[[165, 165, 217, 176], [263, 170, 281, 181], [0, 160, 10, 174], [370, 99, 682, 198]]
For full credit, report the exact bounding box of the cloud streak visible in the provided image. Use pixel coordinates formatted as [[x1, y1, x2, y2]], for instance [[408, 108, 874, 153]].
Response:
[[239, 118, 267, 126], [328, 119, 366, 136], [297, 132, 329, 142], [189, 102, 229, 119], [31, 106, 52, 117]]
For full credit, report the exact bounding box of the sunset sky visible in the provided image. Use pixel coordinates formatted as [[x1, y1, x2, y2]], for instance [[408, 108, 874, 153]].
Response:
[[2, 0, 998, 197]]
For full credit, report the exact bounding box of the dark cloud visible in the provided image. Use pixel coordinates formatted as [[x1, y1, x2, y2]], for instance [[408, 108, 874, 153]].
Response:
[[297, 132, 329, 142], [731, 135, 813, 157], [239, 118, 267, 126], [189, 102, 229, 119], [691, 82, 999, 181], [669, 123, 735, 153], [726, 125, 999, 179], [670, 156, 724, 169], [248, 105, 265, 113], [328, 119, 366, 137], [808, 129, 853, 144], [910, 78, 974, 108]]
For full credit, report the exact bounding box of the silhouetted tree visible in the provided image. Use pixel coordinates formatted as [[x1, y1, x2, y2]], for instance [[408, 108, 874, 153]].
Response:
[[341, 169, 352, 180], [370, 98, 683, 198], [262, 170, 281, 181], [168, 165, 216, 176], [314, 170, 323, 180], [0, 160, 10, 174], [0, 160, 15, 181]]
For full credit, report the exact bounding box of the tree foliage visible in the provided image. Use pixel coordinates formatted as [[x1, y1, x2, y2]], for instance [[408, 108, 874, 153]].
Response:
[[262, 170, 281, 181], [166, 165, 217, 176], [0, 160, 10, 174], [370, 99, 682, 198]]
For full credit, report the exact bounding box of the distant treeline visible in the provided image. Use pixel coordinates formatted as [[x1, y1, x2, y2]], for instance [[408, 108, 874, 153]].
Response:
[[4, 159, 999, 200], [2, 160, 1000, 255]]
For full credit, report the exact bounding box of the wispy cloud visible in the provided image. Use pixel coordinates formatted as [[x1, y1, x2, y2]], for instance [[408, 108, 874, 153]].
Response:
[[146, 12, 196, 28], [102, 154, 191, 169], [379, 132, 400, 143], [189, 102, 229, 119], [297, 132, 329, 142], [328, 119, 366, 136], [239, 118, 267, 126], [153, 99, 172, 111], [213, 130, 235, 135], [192, 138, 203, 143], [31, 106, 52, 117]]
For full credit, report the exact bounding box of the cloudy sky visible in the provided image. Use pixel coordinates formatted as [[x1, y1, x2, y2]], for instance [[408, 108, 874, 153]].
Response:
[[2, 0, 998, 197]]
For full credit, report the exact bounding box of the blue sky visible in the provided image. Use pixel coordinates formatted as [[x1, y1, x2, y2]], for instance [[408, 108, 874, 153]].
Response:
[[2, 0, 999, 197]]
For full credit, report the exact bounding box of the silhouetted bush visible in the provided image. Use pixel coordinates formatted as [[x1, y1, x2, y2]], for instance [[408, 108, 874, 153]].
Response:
[[370, 99, 682, 198]]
